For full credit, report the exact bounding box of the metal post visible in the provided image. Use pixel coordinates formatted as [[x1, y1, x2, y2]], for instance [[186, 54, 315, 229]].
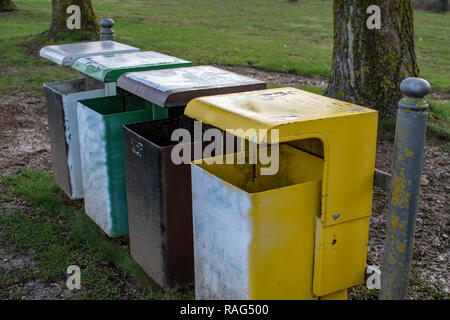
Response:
[[100, 18, 115, 41], [380, 77, 430, 300]]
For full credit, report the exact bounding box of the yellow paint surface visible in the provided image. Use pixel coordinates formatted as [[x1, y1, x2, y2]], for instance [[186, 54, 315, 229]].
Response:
[[194, 145, 345, 299], [313, 217, 371, 296]]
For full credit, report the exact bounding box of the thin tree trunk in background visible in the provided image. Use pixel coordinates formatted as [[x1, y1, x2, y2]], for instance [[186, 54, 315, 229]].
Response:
[[47, 0, 99, 40], [325, 0, 419, 118], [0, 0, 17, 12]]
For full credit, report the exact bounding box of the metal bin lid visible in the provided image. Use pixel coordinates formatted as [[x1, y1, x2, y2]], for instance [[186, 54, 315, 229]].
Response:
[[39, 41, 140, 66], [116, 65, 266, 107], [71, 51, 191, 83]]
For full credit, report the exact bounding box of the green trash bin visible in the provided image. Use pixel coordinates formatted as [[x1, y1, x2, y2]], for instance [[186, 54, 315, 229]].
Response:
[[75, 54, 192, 237], [77, 94, 158, 237]]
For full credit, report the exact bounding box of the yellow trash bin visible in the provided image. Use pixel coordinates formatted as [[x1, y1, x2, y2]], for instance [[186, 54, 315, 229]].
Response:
[[185, 87, 378, 300]]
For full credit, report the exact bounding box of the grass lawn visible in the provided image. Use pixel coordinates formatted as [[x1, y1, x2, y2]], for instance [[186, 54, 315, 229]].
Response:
[[0, 170, 194, 299], [0, 0, 449, 300], [0, 0, 449, 92], [0, 0, 448, 138]]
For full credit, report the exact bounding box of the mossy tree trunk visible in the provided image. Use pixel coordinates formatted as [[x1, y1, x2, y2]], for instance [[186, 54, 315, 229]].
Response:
[[325, 0, 419, 118], [47, 0, 99, 40], [0, 0, 17, 12]]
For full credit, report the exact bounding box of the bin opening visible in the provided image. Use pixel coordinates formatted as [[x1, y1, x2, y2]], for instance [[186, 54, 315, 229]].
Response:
[[79, 94, 152, 115], [194, 143, 324, 194], [287, 138, 324, 159], [124, 116, 219, 148], [45, 77, 104, 95]]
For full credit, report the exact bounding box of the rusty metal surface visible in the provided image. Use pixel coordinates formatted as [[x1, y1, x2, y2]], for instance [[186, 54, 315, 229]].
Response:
[[116, 66, 266, 107], [124, 117, 218, 290]]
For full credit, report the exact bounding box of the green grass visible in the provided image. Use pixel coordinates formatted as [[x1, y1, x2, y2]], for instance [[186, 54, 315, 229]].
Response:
[[0, 170, 194, 300], [0, 0, 449, 91], [0, 1, 448, 138], [428, 99, 450, 140]]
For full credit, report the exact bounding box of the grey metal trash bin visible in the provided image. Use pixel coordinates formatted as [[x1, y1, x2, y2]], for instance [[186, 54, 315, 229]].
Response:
[[40, 41, 140, 199], [44, 78, 105, 199]]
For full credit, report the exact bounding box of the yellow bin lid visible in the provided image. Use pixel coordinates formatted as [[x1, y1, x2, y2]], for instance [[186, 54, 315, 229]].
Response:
[[185, 87, 377, 144]]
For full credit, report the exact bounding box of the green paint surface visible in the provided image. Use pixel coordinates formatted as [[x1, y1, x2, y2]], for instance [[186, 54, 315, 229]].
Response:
[[79, 95, 158, 237]]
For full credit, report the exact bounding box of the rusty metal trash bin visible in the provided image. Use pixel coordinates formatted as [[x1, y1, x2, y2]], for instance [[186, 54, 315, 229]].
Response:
[[120, 66, 266, 290]]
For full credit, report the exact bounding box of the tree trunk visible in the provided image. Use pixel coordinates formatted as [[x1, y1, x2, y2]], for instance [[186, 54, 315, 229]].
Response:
[[47, 0, 99, 40], [438, 0, 448, 12], [325, 1, 419, 118], [0, 0, 17, 12]]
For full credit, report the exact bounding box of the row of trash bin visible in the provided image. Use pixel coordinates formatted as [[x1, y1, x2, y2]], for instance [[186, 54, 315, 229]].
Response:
[[40, 40, 378, 300]]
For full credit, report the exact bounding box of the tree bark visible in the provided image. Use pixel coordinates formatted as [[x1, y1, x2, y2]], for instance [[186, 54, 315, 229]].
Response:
[[438, 0, 448, 12], [47, 0, 99, 40], [325, 1, 419, 118], [0, 0, 17, 12]]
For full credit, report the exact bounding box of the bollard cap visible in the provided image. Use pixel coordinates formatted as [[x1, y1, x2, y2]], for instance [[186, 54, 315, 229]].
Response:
[[100, 18, 114, 29], [100, 18, 115, 41], [400, 77, 430, 98], [399, 77, 430, 111]]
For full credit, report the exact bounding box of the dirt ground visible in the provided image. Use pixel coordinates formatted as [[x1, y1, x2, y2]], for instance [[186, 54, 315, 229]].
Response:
[[0, 67, 448, 299]]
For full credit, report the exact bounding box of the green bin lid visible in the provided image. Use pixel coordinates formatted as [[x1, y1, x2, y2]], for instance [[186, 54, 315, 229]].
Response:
[[116, 66, 266, 107], [71, 51, 192, 83], [39, 41, 140, 66]]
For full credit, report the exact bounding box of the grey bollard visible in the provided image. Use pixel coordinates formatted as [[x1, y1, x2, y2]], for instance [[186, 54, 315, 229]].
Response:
[[380, 77, 431, 300], [100, 18, 115, 41]]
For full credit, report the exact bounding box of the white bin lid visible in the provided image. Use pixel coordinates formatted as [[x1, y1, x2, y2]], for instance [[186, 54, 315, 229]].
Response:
[[116, 66, 266, 107], [71, 51, 191, 83], [39, 41, 140, 66]]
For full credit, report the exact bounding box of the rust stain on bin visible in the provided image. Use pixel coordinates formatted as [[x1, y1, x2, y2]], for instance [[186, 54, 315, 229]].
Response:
[[124, 117, 218, 289]]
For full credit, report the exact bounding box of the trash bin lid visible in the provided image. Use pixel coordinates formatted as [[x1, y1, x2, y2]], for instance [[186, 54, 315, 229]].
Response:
[[39, 41, 140, 66], [71, 51, 192, 83], [116, 66, 266, 107], [185, 87, 378, 144]]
